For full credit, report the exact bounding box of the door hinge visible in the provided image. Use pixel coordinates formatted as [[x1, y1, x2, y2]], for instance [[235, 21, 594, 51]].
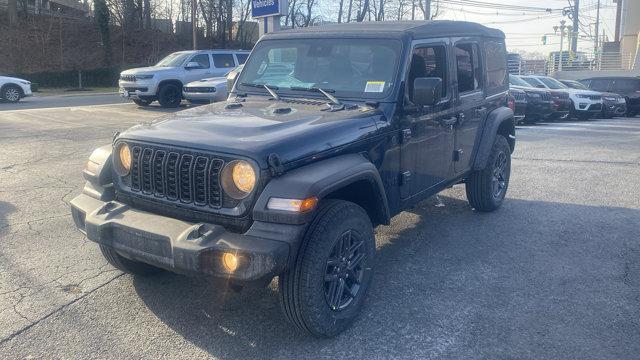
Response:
[[401, 171, 412, 185], [401, 128, 412, 143], [453, 149, 464, 162]]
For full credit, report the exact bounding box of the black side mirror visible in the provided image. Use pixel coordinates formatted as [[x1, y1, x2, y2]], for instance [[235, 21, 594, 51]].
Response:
[[413, 77, 442, 107]]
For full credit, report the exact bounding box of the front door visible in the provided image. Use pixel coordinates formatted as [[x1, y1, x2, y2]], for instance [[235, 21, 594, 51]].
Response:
[[184, 53, 213, 83], [400, 40, 456, 201], [453, 41, 486, 173]]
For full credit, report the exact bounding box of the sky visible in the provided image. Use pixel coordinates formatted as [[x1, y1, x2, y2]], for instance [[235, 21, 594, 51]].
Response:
[[430, 0, 618, 56]]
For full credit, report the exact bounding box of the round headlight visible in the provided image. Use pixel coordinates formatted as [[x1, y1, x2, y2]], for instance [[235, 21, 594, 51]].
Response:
[[221, 160, 256, 199], [115, 143, 131, 176]]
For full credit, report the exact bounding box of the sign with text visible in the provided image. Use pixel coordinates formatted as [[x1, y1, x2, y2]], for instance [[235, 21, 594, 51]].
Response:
[[251, 0, 287, 18]]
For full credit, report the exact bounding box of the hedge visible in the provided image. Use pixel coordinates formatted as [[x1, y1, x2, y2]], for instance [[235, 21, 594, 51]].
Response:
[[7, 67, 143, 89]]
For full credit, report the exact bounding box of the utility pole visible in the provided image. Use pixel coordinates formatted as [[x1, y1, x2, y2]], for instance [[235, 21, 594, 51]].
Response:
[[594, 0, 601, 53], [571, 0, 579, 53], [554, 20, 567, 71], [191, 0, 197, 50]]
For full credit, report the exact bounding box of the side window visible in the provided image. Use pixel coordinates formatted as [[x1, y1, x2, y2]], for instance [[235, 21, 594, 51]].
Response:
[[613, 79, 640, 93], [408, 45, 448, 102], [484, 39, 507, 91], [455, 43, 482, 93], [590, 79, 611, 91], [236, 53, 249, 65], [190, 54, 210, 68], [213, 54, 236, 68]]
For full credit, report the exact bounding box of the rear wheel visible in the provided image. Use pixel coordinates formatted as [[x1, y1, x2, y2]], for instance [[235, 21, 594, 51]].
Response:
[[2, 85, 22, 103], [157, 84, 182, 108], [466, 135, 511, 212], [279, 200, 375, 337], [100, 245, 161, 276]]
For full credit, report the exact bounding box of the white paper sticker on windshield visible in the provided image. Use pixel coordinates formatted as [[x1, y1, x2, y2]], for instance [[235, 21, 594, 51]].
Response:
[[365, 81, 385, 93]]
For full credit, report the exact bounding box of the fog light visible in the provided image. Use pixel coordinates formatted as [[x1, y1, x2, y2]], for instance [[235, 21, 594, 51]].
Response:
[[222, 252, 238, 272]]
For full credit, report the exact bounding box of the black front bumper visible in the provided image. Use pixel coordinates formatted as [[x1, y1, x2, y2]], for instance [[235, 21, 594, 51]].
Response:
[[70, 194, 301, 283]]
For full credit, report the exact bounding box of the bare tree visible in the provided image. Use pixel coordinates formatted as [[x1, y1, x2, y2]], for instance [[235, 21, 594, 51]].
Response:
[[7, 0, 18, 25]]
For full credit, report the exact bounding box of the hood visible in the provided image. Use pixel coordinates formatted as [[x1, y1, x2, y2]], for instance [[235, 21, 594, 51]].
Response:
[[121, 66, 175, 75], [118, 98, 382, 168], [510, 85, 547, 94], [185, 77, 227, 87], [0, 76, 29, 83], [562, 88, 601, 96]]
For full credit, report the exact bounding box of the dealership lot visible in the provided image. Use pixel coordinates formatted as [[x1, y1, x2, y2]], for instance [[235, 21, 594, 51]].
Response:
[[0, 100, 639, 359]]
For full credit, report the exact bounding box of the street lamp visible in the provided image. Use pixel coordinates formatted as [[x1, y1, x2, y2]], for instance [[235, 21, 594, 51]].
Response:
[[554, 20, 567, 71]]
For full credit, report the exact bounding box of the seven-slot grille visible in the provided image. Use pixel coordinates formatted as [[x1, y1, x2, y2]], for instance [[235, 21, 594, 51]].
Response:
[[120, 144, 224, 209], [120, 74, 136, 82], [512, 92, 526, 101]]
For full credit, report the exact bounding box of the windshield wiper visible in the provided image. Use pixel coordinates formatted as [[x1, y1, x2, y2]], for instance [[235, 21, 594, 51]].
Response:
[[240, 82, 280, 100], [290, 86, 341, 106]]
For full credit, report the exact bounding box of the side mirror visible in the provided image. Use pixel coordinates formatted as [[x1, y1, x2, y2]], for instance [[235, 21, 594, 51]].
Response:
[[185, 61, 202, 69], [413, 77, 442, 107]]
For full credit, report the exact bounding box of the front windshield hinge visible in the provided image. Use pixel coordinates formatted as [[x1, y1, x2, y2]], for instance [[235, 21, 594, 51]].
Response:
[[267, 153, 284, 177]]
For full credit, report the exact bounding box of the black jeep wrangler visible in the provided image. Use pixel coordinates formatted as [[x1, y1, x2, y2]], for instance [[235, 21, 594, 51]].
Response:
[[70, 21, 515, 337]]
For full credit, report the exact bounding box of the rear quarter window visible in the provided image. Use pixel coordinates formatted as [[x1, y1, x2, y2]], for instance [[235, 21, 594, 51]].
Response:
[[485, 39, 508, 93]]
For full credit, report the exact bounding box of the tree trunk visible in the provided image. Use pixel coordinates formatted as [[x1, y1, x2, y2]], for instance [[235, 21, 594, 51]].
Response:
[[7, 0, 18, 25], [338, 0, 344, 23]]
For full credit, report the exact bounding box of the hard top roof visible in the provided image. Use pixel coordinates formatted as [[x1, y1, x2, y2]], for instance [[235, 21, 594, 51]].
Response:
[[263, 20, 505, 40]]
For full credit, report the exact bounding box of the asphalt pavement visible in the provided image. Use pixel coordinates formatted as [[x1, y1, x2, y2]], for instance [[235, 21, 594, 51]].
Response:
[[0, 92, 127, 111], [0, 96, 639, 359]]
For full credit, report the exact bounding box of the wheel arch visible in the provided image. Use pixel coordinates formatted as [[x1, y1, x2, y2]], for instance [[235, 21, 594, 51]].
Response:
[[1, 83, 24, 98], [252, 154, 390, 227], [472, 106, 515, 171], [156, 79, 183, 93]]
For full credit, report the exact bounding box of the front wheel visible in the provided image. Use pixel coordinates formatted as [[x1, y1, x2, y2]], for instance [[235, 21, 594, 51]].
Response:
[[465, 135, 511, 212], [157, 84, 182, 108], [2, 85, 22, 103], [279, 200, 375, 337]]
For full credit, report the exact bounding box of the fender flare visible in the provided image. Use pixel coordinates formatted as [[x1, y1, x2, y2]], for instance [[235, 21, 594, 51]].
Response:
[[472, 107, 515, 171], [253, 154, 390, 225]]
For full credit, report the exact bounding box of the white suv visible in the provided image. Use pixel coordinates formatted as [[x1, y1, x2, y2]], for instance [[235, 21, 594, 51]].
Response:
[[521, 75, 603, 119], [1, 76, 32, 103], [119, 50, 249, 108]]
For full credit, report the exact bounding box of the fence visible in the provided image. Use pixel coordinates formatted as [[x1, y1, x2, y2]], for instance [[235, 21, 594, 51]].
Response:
[[509, 51, 635, 76]]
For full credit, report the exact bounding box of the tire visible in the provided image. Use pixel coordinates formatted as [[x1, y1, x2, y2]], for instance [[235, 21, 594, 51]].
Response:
[[2, 85, 22, 103], [157, 83, 182, 108], [133, 99, 152, 106], [279, 200, 375, 337], [99, 245, 161, 276], [465, 135, 511, 212]]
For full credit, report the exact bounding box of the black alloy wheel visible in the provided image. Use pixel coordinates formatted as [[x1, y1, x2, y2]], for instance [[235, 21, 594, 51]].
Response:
[[324, 229, 366, 311]]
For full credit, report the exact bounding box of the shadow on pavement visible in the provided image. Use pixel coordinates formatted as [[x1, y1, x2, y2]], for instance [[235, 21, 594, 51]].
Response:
[[132, 195, 640, 359]]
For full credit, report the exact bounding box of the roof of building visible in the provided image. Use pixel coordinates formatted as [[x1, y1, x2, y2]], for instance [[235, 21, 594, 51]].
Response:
[[265, 20, 504, 40]]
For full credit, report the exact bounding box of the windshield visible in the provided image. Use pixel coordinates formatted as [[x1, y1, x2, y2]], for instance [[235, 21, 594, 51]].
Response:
[[522, 77, 546, 88], [537, 77, 567, 90], [563, 80, 588, 90], [156, 52, 192, 67], [509, 75, 532, 87], [237, 38, 401, 99]]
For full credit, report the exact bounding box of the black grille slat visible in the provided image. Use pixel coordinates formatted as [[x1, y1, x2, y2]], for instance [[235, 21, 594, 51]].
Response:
[[117, 143, 227, 210], [178, 154, 194, 203], [152, 150, 166, 197], [130, 146, 142, 191], [141, 148, 154, 194], [165, 152, 179, 201], [193, 157, 209, 205], [209, 159, 224, 208]]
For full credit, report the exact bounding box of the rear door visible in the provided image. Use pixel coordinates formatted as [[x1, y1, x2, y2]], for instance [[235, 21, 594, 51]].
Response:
[[453, 40, 485, 174], [400, 39, 456, 200], [212, 53, 237, 77]]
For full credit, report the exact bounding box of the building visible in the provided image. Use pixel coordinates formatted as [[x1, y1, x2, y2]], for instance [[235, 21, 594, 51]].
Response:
[[0, 0, 90, 17], [618, 0, 640, 69]]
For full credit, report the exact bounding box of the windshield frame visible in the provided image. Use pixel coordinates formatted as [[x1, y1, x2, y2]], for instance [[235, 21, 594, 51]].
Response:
[[509, 75, 533, 87], [235, 37, 405, 102]]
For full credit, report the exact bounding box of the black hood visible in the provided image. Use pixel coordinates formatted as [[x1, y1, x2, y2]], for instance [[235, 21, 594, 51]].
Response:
[[510, 85, 547, 94], [119, 98, 382, 168]]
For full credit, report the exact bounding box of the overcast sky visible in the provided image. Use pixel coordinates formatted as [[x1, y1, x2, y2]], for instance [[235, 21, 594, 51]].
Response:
[[430, 0, 618, 56]]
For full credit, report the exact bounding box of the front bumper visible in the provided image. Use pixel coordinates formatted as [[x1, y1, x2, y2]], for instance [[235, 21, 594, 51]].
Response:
[[603, 101, 627, 117], [182, 91, 226, 102], [118, 80, 157, 99], [70, 193, 297, 283]]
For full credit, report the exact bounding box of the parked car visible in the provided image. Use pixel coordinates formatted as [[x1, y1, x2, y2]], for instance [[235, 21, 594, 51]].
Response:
[[580, 76, 640, 117], [71, 21, 515, 337], [560, 79, 626, 118], [508, 88, 527, 124], [118, 49, 249, 108], [0, 76, 32, 103], [521, 75, 602, 120], [183, 76, 229, 104], [509, 75, 555, 122]]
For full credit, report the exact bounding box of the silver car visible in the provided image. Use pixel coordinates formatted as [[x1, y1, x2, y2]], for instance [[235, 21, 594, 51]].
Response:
[[182, 76, 228, 104]]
